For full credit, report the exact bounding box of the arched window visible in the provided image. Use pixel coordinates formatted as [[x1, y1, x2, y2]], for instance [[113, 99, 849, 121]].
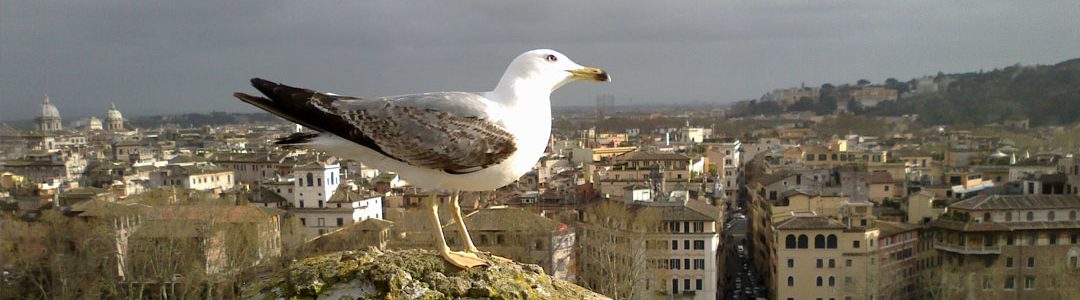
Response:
[[814, 234, 826, 249], [787, 276, 794, 287], [1049, 211, 1056, 221], [984, 212, 992, 222], [798, 235, 809, 249], [816, 276, 823, 286], [1006, 212, 1013, 221], [827, 235, 838, 249], [828, 276, 835, 287], [306, 173, 314, 187], [1027, 212, 1034, 221], [786, 235, 797, 249]]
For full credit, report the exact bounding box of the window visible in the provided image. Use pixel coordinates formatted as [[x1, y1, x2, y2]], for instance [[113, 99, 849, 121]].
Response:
[[1006, 257, 1014, 268], [1049, 211, 1056, 221], [672, 240, 678, 250], [1007, 234, 1014, 245], [816, 276, 823, 286], [788, 276, 794, 287], [1005, 276, 1015, 289], [829, 259, 836, 268], [787, 259, 795, 268], [827, 235, 838, 248], [694, 259, 705, 270], [300, 218, 306, 226], [982, 275, 992, 290], [695, 279, 702, 290], [828, 276, 835, 287], [1073, 234, 1079, 244], [1027, 211, 1034, 221], [336, 218, 343, 226], [318, 200, 323, 208], [1006, 212, 1012, 221], [817, 259, 823, 268], [798, 235, 809, 249], [1071, 210, 1078, 220], [1029, 233, 1037, 245], [306, 172, 314, 187], [684, 279, 690, 291], [884, 185, 890, 191], [693, 240, 705, 250], [853, 240, 861, 248], [1025, 276, 1035, 290], [815, 234, 826, 248], [1027, 257, 1035, 268], [786, 235, 797, 249], [846, 259, 852, 267], [1050, 234, 1058, 245], [672, 279, 679, 294]]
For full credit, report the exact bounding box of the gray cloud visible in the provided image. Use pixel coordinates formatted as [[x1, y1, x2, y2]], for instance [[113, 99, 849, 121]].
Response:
[[2, 0, 1079, 120]]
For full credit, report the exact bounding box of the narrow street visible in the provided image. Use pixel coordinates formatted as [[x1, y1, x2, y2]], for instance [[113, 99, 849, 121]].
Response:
[[722, 213, 764, 300]]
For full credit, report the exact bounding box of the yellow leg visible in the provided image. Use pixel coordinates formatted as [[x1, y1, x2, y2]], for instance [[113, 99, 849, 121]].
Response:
[[449, 191, 480, 253], [428, 193, 486, 268], [451, 191, 512, 263]]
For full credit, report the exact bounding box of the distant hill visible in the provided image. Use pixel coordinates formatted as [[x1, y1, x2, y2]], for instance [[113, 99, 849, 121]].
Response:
[[866, 58, 1080, 126]]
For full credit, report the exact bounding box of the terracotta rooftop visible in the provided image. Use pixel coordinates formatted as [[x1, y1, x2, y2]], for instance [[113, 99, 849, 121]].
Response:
[[867, 171, 894, 184], [613, 151, 690, 162], [950, 194, 1080, 211], [774, 215, 847, 230], [876, 220, 920, 237], [930, 219, 1080, 232]]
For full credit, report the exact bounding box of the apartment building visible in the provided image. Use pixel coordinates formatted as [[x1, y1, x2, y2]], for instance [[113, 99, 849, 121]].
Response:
[[927, 194, 1080, 298], [577, 191, 721, 299], [773, 213, 879, 300]]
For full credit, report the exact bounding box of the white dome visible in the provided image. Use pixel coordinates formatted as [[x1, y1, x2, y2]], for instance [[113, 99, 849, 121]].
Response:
[[40, 96, 61, 119], [106, 103, 123, 120]]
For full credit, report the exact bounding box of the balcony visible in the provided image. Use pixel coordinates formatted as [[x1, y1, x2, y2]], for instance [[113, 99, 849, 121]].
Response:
[[933, 242, 1002, 255]]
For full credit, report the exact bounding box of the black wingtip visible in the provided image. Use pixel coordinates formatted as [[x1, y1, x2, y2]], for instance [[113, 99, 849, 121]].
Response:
[[275, 132, 319, 146]]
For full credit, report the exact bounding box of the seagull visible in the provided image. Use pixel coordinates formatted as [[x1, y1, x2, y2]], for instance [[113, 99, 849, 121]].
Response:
[[234, 49, 609, 268]]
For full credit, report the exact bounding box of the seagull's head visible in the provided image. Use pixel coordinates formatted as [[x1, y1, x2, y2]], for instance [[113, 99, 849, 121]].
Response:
[[500, 49, 610, 94]]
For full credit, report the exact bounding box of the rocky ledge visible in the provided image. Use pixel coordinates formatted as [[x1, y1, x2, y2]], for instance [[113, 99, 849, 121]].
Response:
[[243, 249, 609, 300]]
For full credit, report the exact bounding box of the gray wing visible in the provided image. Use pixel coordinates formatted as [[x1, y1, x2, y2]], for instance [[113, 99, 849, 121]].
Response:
[[235, 79, 516, 174], [325, 92, 518, 174]]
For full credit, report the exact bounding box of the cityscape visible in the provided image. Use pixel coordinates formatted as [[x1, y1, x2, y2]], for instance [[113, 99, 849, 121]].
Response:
[[3, 2, 1080, 300]]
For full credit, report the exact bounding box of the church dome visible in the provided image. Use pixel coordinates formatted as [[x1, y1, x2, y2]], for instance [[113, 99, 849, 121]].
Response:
[[106, 103, 123, 120], [40, 95, 61, 119]]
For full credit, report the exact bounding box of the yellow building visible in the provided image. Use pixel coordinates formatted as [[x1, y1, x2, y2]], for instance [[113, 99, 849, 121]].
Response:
[[773, 213, 880, 300]]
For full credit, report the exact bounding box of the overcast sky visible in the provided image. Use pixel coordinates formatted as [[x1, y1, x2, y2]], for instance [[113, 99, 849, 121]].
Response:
[[2, 1, 1079, 120]]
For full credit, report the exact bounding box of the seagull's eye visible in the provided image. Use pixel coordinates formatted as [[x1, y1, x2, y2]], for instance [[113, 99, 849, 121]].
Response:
[[545, 54, 558, 62]]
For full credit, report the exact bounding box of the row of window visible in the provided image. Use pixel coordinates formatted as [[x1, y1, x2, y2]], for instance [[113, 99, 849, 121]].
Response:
[[786, 258, 852, 269], [993, 210, 1079, 222], [670, 239, 707, 250], [668, 278, 704, 294], [786, 275, 838, 287], [785, 234, 839, 249]]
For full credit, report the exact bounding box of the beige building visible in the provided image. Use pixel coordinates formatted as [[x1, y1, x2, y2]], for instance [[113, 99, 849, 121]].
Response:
[[578, 195, 721, 299], [149, 164, 235, 193], [597, 151, 693, 198], [927, 194, 1080, 298], [773, 213, 880, 300]]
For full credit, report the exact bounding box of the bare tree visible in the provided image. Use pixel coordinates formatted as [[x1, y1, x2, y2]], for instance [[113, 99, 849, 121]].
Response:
[[576, 201, 662, 299]]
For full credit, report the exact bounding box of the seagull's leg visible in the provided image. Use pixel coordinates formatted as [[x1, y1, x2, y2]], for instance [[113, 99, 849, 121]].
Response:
[[452, 190, 512, 263], [428, 192, 486, 268], [449, 190, 481, 253]]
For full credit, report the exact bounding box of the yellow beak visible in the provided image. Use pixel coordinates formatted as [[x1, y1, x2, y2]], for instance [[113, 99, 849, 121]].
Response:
[[568, 67, 611, 82]]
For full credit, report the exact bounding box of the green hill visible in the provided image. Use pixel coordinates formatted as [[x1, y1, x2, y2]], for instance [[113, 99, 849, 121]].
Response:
[[867, 58, 1080, 126]]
